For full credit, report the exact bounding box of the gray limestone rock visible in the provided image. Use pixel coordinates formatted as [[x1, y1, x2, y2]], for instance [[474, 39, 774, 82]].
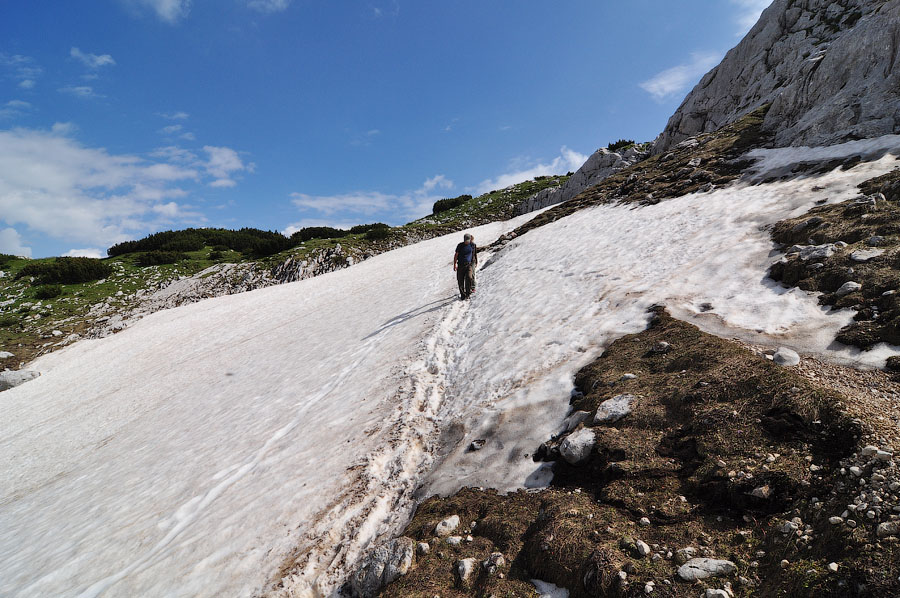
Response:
[[0, 370, 40, 392], [655, 0, 900, 153], [434, 514, 460, 537], [773, 347, 800, 366], [559, 427, 596, 465], [348, 537, 416, 598], [677, 558, 737, 581], [594, 394, 636, 424]]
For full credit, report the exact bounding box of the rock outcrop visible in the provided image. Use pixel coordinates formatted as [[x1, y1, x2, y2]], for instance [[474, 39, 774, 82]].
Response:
[[515, 145, 649, 215], [656, 0, 900, 152]]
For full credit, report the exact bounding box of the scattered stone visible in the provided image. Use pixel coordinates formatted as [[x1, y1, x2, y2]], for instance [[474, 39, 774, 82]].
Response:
[[677, 558, 736, 581], [0, 370, 40, 392], [674, 547, 698, 565], [454, 558, 478, 588], [635, 540, 651, 557], [559, 427, 596, 465], [348, 537, 415, 598], [416, 542, 430, 556], [482, 552, 505, 576], [562, 410, 591, 433], [652, 341, 671, 354], [829, 516, 844, 525], [621, 373, 637, 380], [835, 281, 862, 297], [434, 515, 460, 537], [446, 536, 462, 546], [593, 394, 636, 424], [877, 522, 899, 538], [639, 517, 651, 527], [0, 351, 13, 359], [850, 248, 885, 263], [468, 439, 485, 451], [773, 347, 800, 366], [704, 590, 730, 598], [750, 485, 772, 499], [868, 236, 886, 246], [828, 562, 839, 573]]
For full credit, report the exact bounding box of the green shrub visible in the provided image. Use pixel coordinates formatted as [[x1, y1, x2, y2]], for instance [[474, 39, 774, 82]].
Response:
[[365, 226, 391, 240], [34, 285, 62, 299], [608, 139, 635, 152], [0, 314, 17, 327], [135, 251, 188, 267], [108, 228, 294, 257], [433, 195, 473, 214], [209, 250, 224, 261], [0, 253, 16, 268], [349, 223, 390, 235], [16, 257, 112, 285], [290, 227, 348, 243]]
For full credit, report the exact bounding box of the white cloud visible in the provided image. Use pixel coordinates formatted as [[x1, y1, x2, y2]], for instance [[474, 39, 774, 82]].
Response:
[[473, 147, 587, 195], [127, 0, 191, 23], [1, 53, 42, 89], [64, 248, 103, 258], [180, 132, 196, 141], [247, 0, 291, 13], [731, 0, 772, 33], [51, 122, 78, 135], [160, 124, 184, 135], [70, 47, 116, 69], [0, 127, 200, 248], [639, 51, 722, 102], [0, 228, 31, 258], [286, 175, 455, 231], [159, 111, 189, 120], [203, 145, 248, 188], [59, 85, 104, 99], [0, 100, 32, 120]]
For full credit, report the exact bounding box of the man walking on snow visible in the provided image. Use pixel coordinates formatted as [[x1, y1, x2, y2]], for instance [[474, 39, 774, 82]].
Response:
[[453, 233, 477, 300]]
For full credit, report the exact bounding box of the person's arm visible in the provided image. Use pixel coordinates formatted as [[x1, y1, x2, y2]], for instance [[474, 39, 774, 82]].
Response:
[[453, 250, 458, 271]]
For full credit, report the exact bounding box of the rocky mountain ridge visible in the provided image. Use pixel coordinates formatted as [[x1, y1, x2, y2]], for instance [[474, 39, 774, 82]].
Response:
[[656, 0, 900, 152]]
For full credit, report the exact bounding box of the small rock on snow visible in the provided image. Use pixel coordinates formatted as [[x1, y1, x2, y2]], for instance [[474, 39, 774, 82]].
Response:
[[0, 370, 40, 392], [835, 281, 862, 297], [773, 348, 800, 366]]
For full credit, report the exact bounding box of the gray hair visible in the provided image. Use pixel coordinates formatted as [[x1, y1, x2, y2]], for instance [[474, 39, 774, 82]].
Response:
[[463, 233, 473, 241]]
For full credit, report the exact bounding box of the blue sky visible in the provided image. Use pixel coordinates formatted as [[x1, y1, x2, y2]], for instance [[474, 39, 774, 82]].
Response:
[[0, 0, 771, 258]]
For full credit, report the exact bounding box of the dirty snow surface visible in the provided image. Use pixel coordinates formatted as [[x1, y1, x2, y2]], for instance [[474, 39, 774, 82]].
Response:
[[3, 137, 900, 598]]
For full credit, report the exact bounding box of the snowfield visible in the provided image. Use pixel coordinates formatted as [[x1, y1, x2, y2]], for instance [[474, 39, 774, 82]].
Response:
[[2, 137, 900, 598]]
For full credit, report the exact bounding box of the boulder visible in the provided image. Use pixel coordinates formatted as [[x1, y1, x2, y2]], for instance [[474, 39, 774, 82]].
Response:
[[0, 351, 13, 359], [348, 537, 416, 598], [434, 514, 460, 537], [454, 558, 479, 588], [0, 370, 40, 392], [677, 558, 736, 581], [850, 249, 884, 263], [594, 394, 636, 424], [835, 281, 862, 297], [877, 522, 899, 538], [773, 348, 800, 366], [559, 427, 596, 465]]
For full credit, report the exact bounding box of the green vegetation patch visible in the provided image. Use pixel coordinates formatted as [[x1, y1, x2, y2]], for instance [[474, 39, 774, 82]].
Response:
[[16, 257, 112, 285], [135, 250, 189, 267]]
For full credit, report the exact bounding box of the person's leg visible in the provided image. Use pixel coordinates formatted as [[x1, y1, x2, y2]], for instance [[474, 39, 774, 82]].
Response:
[[464, 264, 474, 298], [457, 267, 466, 299]]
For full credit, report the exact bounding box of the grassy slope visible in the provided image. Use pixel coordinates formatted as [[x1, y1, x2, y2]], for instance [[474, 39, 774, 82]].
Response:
[[0, 175, 568, 370]]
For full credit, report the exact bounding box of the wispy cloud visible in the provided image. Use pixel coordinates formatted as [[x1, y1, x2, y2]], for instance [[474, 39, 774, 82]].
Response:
[[58, 85, 104, 99], [203, 145, 250, 188], [0, 53, 42, 90], [70, 47, 116, 69], [125, 0, 192, 23], [247, 0, 291, 13], [159, 111, 189, 120], [474, 147, 587, 195], [731, 0, 772, 34], [0, 228, 31, 258], [638, 51, 721, 102], [159, 124, 184, 135], [350, 128, 382, 147], [0, 100, 33, 120], [285, 174, 454, 234]]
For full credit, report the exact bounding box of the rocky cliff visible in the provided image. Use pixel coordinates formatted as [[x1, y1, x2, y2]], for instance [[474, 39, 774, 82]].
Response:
[[515, 145, 649, 215], [656, 0, 900, 152]]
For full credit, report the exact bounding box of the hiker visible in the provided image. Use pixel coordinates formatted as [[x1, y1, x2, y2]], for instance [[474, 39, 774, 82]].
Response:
[[453, 233, 477, 300]]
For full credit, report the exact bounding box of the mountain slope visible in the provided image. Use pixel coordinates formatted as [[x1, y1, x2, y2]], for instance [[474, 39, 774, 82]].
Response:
[[656, 0, 900, 152]]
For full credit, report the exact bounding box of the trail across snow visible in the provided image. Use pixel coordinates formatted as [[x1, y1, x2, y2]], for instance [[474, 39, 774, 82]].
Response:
[[2, 137, 900, 598]]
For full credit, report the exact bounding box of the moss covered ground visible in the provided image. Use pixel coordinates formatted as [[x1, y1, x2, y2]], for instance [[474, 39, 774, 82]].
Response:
[[376, 309, 898, 598]]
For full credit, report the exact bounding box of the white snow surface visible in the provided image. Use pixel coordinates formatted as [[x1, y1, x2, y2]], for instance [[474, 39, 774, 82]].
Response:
[[3, 136, 900, 598]]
